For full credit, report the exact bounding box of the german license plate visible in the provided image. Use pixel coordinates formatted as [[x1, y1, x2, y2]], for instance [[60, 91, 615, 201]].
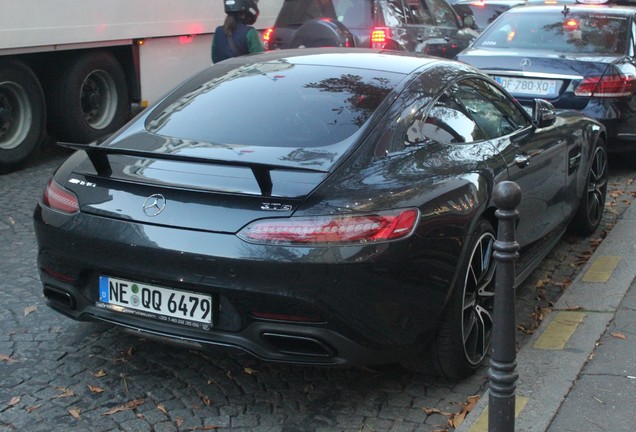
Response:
[[493, 76, 559, 96], [98, 276, 213, 328]]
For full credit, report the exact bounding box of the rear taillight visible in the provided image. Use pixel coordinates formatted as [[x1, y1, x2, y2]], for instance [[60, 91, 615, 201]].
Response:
[[574, 72, 635, 98], [42, 179, 79, 214], [237, 208, 419, 245], [371, 27, 390, 49], [262, 27, 274, 50]]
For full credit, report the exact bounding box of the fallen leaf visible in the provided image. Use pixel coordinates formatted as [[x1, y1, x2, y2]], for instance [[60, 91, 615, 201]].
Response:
[[8, 396, 20, 407], [200, 395, 212, 406], [93, 369, 107, 377], [69, 408, 81, 419], [157, 404, 169, 415], [610, 332, 627, 340], [191, 426, 221, 431], [423, 407, 444, 416], [176, 417, 184, 428], [448, 395, 480, 428], [121, 373, 129, 393], [243, 367, 257, 375], [24, 306, 37, 317], [0, 354, 18, 363], [88, 385, 105, 393], [53, 387, 75, 399], [26, 405, 41, 413], [102, 398, 145, 416]]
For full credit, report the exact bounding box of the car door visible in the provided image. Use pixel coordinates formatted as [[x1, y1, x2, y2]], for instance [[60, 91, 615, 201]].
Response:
[[452, 78, 568, 256]]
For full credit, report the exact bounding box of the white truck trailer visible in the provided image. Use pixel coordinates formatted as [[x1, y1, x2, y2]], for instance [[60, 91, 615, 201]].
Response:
[[0, 0, 281, 172]]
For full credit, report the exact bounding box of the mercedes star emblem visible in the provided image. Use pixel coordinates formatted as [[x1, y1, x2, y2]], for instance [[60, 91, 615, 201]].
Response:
[[142, 194, 166, 217], [520, 58, 532, 68]]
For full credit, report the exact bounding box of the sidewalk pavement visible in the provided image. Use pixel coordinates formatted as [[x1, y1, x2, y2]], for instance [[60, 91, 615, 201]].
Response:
[[457, 195, 636, 432]]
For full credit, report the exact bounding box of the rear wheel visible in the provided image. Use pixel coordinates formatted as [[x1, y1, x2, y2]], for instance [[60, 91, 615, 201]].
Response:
[[46, 50, 130, 143], [0, 59, 46, 173], [569, 139, 608, 235], [404, 219, 496, 379]]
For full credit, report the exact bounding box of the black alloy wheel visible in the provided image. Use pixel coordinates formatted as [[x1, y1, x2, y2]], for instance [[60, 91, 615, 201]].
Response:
[[569, 140, 608, 235]]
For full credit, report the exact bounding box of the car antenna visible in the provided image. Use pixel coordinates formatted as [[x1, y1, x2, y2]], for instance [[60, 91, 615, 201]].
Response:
[[561, 5, 570, 16]]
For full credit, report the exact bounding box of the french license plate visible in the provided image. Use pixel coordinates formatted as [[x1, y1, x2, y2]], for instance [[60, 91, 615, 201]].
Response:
[[98, 276, 213, 328], [493, 76, 559, 96]]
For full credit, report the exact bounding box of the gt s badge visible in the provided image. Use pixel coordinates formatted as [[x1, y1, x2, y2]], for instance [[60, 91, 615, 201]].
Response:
[[261, 202, 293, 211]]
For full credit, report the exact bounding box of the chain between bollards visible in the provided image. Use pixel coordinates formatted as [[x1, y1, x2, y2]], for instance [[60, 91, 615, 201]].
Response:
[[488, 181, 522, 432]]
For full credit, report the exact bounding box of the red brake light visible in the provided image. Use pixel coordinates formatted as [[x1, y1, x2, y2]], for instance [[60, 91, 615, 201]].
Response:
[[42, 179, 79, 214], [371, 27, 390, 49], [471, 1, 486, 6], [575, 73, 635, 98], [564, 19, 578, 30], [262, 27, 274, 50], [237, 209, 419, 245]]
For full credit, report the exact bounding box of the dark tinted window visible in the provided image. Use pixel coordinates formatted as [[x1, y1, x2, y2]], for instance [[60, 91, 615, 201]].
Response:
[[454, 3, 514, 31], [417, 91, 483, 143], [337, 0, 374, 28], [275, 0, 373, 27], [455, 79, 530, 139], [274, 0, 339, 25], [384, 0, 409, 26], [147, 63, 402, 148], [425, 0, 459, 28], [476, 11, 629, 54], [405, 0, 435, 25]]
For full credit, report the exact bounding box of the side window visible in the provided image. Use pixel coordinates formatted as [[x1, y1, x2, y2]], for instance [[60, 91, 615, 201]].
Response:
[[424, 0, 459, 28], [414, 91, 484, 144], [456, 78, 530, 139], [384, 0, 408, 27], [404, 0, 434, 25]]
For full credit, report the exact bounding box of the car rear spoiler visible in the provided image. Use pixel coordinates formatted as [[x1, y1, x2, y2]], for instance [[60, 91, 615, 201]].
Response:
[[58, 142, 327, 197]]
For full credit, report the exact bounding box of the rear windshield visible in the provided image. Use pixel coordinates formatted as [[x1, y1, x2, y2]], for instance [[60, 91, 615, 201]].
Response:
[[146, 62, 402, 148], [454, 4, 515, 31], [275, 0, 374, 28], [476, 11, 629, 54]]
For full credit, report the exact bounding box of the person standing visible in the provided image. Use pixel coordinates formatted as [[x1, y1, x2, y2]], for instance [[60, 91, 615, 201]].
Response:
[[212, 0, 264, 63]]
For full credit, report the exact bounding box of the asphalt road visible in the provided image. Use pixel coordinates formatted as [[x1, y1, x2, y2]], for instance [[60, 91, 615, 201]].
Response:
[[1, 137, 634, 432]]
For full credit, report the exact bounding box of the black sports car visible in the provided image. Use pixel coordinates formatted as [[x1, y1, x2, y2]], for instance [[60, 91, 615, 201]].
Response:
[[34, 48, 607, 379]]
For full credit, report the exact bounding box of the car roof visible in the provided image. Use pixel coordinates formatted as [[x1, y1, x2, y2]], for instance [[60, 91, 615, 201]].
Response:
[[214, 48, 447, 75], [511, 3, 636, 12], [452, 0, 526, 5]]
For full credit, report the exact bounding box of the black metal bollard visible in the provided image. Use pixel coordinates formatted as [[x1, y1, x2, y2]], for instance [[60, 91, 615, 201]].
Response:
[[488, 181, 522, 432]]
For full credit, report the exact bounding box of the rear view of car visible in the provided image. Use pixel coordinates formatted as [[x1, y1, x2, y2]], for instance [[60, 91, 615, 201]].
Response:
[[457, 2, 636, 152], [263, 0, 475, 58]]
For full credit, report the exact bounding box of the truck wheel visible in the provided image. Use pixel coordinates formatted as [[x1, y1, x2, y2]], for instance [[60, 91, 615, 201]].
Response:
[[0, 59, 46, 173], [47, 51, 129, 143]]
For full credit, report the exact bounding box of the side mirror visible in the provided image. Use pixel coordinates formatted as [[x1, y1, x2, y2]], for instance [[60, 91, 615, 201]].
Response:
[[533, 99, 557, 128]]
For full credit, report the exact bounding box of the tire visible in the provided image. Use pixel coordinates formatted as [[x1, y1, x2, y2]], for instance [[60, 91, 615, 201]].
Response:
[[0, 59, 46, 173], [404, 219, 496, 379], [289, 18, 355, 48], [569, 139, 608, 236], [46, 50, 130, 143]]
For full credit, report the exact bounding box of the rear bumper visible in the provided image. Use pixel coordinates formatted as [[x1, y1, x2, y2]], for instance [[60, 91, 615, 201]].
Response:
[[34, 204, 460, 366]]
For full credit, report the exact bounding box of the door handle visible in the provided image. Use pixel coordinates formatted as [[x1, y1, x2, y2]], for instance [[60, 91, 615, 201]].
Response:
[[514, 154, 530, 168]]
